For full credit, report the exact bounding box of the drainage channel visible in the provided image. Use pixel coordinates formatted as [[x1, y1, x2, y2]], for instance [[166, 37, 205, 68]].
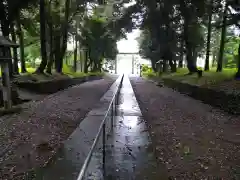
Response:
[[103, 76, 161, 180]]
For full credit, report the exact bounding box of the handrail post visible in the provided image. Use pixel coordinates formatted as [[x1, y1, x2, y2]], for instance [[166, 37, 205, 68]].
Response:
[[111, 103, 114, 130], [102, 122, 106, 178], [116, 89, 119, 105], [115, 94, 117, 116], [76, 74, 124, 180]]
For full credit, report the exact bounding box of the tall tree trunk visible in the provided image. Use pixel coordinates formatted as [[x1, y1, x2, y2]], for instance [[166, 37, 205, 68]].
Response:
[[54, 33, 62, 73], [235, 43, 240, 78], [98, 60, 102, 72], [46, 23, 54, 74], [204, 0, 213, 71], [217, 2, 227, 72], [46, 1, 54, 74], [150, 58, 157, 72], [179, 38, 184, 68], [184, 20, 197, 73], [73, 36, 77, 72], [162, 61, 167, 73], [10, 22, 19, 74], [56, 0, 70, 73], [186, 44, 197, 73], [16, 14, 26, 73], [169, 59, 177, 72], [37, 0, 48, 73], [84, 50, 89, 73], [180, 0, 198, 73], [92, 60, 98, 72], [212, 51, 217, 67], [79, 44, 83, 72]]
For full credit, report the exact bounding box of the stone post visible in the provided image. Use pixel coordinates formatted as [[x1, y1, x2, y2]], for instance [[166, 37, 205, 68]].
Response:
[[1, 61, 12, 109]]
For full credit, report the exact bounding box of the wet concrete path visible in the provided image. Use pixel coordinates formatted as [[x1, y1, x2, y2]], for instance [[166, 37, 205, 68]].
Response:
[[103, 76, 164, 180], [31, 75, 165, 180]]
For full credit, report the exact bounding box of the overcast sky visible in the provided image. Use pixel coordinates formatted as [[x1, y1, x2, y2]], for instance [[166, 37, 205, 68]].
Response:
[[117, 29, 140, 53]]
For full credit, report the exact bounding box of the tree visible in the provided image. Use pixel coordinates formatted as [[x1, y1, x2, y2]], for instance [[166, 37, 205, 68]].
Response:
[[205, 0, 214, 71], [217, 1, 228, 72], [138, 29, 159, 72], [37, 0, 48, 73], [81, 16, 119, 72]]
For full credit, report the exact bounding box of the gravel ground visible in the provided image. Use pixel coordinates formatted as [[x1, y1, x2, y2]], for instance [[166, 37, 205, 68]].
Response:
[[0, 75, 117, 179], [130, 76, 240, 180]]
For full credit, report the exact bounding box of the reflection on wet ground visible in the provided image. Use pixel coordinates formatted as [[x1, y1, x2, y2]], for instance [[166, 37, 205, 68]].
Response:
[[32, 76, 165, 180], [103, 76, 162, 180]]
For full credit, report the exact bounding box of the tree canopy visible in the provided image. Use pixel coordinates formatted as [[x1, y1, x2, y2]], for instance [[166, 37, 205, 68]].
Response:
[[0, 0, 129, 75], [118, 0, 240, 77], [1, 0, 240, 77]]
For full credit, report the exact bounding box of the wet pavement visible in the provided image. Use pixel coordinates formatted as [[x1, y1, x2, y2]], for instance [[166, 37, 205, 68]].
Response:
[[30, 76, 122, 180], [31, 75, 165, 180], [103, 76, 165, 180]]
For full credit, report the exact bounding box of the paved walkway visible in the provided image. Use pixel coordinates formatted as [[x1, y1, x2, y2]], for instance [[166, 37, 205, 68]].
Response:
[[0, 76, 117, 180], [103, 76, 166, 180], [29, 75, 165, 180], [30, 75, 122, 180], [130, 76, 240, 179]]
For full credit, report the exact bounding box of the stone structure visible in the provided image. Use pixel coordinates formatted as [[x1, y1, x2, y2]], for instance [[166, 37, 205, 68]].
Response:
[[0, 36, 19, 109]]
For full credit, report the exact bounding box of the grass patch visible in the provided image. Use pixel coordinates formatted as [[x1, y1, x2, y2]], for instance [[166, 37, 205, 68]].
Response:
[[0, 63, 104, 82], [24, 68, 36, 73], [88, 71, 104, 76], [161, 68, 237, 86], [16, 69, 104, 82], [64, 71, 86, 78], [65, 71, 104, 78], [0, 67, 36, 77], [142, 71, 157, 79], [17, 72, 69, 82], [61, 64, 104, 78]]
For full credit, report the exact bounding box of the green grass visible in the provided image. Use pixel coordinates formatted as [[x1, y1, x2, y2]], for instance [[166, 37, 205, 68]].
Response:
[[16, 64, 104, 82], [145, 68, 238, 86], [66, 71, 104, 78], [0, 67, 36, 76], [142, 71, 157, 79], [24, 67, 36, 73], [165, 68, 236, 86], [62, 64, 104, 78], [0, 63, 104, 82]]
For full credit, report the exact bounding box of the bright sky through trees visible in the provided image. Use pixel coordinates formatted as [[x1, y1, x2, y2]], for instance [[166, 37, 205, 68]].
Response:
[[117, 29, 140, 53]]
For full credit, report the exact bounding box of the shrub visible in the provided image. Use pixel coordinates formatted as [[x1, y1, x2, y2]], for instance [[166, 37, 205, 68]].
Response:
[[142, 70, 157, 78], [141, 64, 153, 73]]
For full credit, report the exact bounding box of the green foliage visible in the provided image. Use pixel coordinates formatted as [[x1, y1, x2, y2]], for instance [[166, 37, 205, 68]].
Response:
[[141, 65, 156, 78], [138, 29, 159, 68], [161, 68, 237, 86], [141, 64, 152, 73], [62, 63, 74, 74], [224, 35, 240, 68], [142, 71, 157, 79], [1, 0, 239, 78], [80, 15, 119, 71]]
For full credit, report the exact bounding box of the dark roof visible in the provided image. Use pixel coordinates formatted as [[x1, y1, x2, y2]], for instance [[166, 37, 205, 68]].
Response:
[[0, 36, 19, 48]]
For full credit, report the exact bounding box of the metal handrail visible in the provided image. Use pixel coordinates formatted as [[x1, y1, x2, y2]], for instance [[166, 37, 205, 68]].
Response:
[[77, 74, 124, 180]]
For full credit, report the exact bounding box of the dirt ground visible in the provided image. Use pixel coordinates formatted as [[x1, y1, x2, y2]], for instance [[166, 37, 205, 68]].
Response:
[[130, 76, 240, 180], [0, 75, 117, 180]]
